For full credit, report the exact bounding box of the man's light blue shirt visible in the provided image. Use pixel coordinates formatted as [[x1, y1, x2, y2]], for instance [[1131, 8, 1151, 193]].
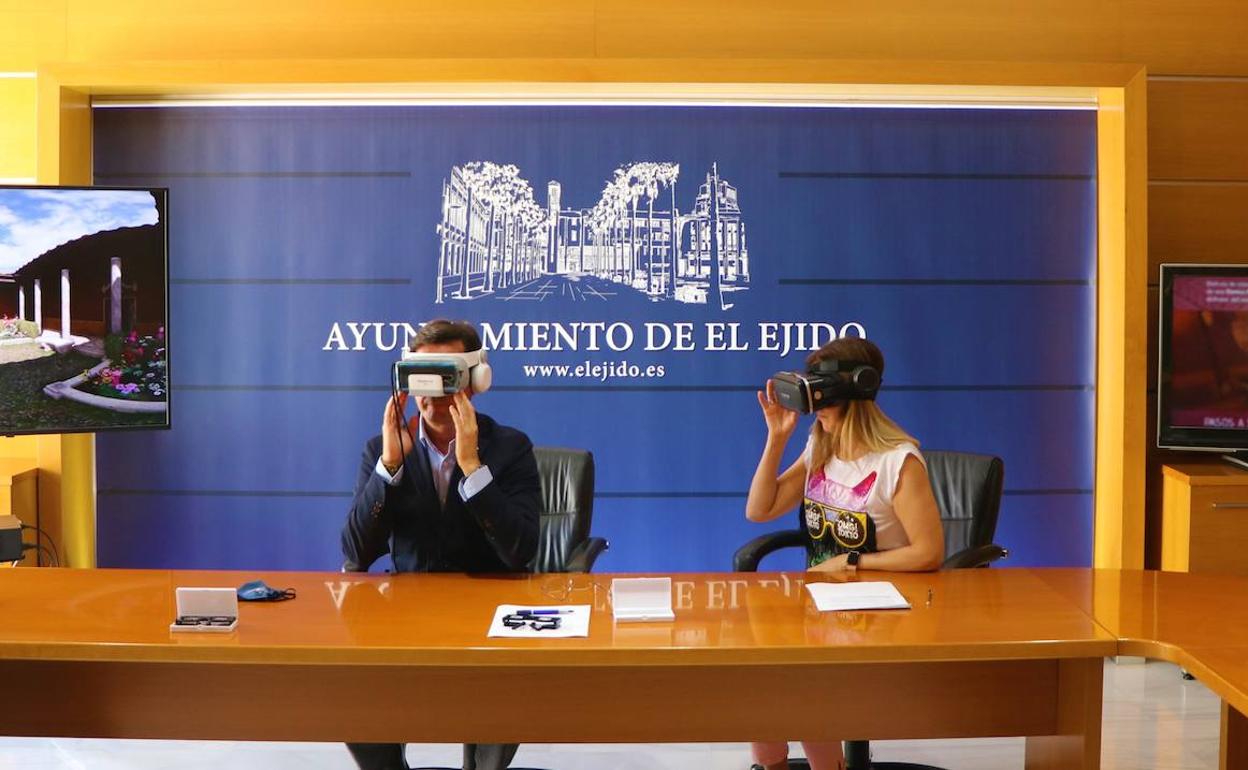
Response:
[[374, 419, 492, 505]]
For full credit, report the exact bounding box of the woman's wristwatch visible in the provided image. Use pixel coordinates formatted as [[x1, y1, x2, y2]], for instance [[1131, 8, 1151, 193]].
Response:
[[846, 551, 862, 573]]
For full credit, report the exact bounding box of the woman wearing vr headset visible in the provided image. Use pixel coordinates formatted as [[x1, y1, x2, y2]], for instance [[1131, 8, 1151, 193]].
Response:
[[745, 337, 944, 770]]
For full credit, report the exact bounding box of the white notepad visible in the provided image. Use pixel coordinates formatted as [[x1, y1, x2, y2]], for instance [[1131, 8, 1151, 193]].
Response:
[[804, 581, 911, 612], [610, 577, 676, 622]]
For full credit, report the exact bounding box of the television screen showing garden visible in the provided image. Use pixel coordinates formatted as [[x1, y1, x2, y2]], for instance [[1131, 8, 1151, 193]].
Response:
[[0, 186, 168, 434]]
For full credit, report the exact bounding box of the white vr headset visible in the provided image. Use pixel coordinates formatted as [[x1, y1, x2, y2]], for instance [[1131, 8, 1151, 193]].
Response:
[[392, 349, 493, 397]]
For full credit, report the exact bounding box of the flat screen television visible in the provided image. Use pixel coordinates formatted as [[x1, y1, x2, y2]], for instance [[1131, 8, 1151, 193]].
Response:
[[1158, 263, 1248, 470], [0, 184, 169, 435]]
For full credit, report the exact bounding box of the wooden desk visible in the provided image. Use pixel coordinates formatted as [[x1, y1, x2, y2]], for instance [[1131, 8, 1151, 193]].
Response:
[[0, 568, 1111, 769], [1162, 461, 1248, 576], [0, 459, 38, 567], [1038, 569, 1248, 769], [1182, 648, 1248, 770]]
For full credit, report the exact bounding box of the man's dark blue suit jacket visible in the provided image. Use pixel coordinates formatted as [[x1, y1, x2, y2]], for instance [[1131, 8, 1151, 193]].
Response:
[[342, 413, 541, 573]]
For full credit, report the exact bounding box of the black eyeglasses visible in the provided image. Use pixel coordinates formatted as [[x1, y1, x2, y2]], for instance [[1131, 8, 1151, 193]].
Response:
[[174, 615, 236, 627], [501, 613, 562, 631]]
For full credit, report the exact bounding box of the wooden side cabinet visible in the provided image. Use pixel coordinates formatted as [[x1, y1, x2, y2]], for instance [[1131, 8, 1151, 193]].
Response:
[[0, 458, 39, 567], [1162, 461, 1248, 576]]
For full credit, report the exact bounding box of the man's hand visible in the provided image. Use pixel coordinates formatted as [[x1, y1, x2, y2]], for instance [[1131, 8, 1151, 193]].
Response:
[[449, 390, 481, 476], [380, 393, 414, 470]]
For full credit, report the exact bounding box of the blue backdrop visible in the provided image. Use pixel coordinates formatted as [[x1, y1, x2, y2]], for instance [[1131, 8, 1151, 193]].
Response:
[[92, 104, 1097, 571]]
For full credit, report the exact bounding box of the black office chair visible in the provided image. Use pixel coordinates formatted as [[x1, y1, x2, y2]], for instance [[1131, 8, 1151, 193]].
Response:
[[736, 449, 1006, 770], [531, 445, 608, 573]]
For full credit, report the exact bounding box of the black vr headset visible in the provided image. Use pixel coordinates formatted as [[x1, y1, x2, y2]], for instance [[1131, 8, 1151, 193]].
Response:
[[770, 358, 881, 413]]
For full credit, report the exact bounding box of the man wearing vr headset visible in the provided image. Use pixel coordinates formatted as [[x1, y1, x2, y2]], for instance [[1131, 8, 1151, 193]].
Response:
[[341, 318, 541, 770], [745, 337, 944, 770]]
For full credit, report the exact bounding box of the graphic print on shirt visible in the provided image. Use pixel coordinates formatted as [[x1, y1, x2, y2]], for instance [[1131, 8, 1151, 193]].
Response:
[[804, 469, 879, 567]]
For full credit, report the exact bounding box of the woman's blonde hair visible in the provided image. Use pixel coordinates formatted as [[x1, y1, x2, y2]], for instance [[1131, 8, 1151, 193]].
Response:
[[806, 337, 918, 470]]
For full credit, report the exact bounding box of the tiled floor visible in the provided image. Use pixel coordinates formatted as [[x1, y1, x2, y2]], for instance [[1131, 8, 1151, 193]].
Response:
[[0, 660, 1222, 769]]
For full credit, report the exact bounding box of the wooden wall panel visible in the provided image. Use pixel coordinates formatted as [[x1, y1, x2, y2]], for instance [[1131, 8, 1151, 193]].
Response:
[[1147, 284, 1159, 386], [0, 0, 1234, 77], [1145, 187, 1248, 569], [1144, 76, 1248, 565], [1095, 75, 1149, 570], [1150, 80, 1248, 181], [1148, 184, 1248, 271], [1145, 397, 1190, 568], [1145, 65, 1248, 568], [63, 0, 597, 61], [1145, 281, 1203, 572], [1124, 1, 1248, 76], [594, 0, 1127, 64]]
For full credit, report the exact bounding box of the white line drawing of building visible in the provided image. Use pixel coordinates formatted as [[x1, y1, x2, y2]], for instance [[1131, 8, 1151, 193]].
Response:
[[435, 161, 749, 310], [579, 162, 681, 301], [679, 163, 750, 308], [435, 162, 548, 301]]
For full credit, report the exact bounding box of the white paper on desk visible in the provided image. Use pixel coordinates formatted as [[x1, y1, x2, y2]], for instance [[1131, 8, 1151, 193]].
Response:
[[805, 581, 911, 612], [487, 605, 591, 638]]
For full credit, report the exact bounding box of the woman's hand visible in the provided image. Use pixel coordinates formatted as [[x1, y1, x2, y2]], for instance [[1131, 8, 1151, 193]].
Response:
[[745, 381, 806, 523], [808, 553, 850, 573], [757, 380, 798, 439]]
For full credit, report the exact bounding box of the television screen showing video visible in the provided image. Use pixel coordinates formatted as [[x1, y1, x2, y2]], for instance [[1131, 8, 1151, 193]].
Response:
[[0, 185, 169, 435], [1166, 272, 1248, 433]]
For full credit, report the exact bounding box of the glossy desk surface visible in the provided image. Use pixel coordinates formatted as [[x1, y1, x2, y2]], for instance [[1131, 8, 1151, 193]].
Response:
[[1038, 569, 1248, 649], [4, 566, 1248, 759], [0, 567, 1117, 666], [1038, 569, 1248, 716]]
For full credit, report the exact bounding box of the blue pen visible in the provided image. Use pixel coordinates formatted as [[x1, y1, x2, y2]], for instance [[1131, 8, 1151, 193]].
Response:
[[516, 609, 571, 616]]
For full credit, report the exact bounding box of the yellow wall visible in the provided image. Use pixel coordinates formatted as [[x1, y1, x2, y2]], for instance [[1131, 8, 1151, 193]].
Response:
[[4, 0, 1229, 568], [0, 77, 36, 180]]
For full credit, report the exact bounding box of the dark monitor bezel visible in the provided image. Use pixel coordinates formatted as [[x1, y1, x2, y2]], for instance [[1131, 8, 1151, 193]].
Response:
[[1157, 262, 1248, 452]]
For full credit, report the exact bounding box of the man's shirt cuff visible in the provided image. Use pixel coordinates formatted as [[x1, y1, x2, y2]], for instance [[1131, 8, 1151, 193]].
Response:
[[374, 457, 404, 486], [459, 465, 493, 500]]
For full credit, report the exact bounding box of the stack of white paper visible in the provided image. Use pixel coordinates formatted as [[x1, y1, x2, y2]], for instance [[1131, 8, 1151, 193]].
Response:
[[611, 577, 676, 622], [804, 581, 911, 612]]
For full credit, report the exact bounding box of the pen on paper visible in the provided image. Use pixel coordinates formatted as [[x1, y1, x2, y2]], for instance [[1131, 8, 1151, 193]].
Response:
[[517, 609, 574, 616]]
